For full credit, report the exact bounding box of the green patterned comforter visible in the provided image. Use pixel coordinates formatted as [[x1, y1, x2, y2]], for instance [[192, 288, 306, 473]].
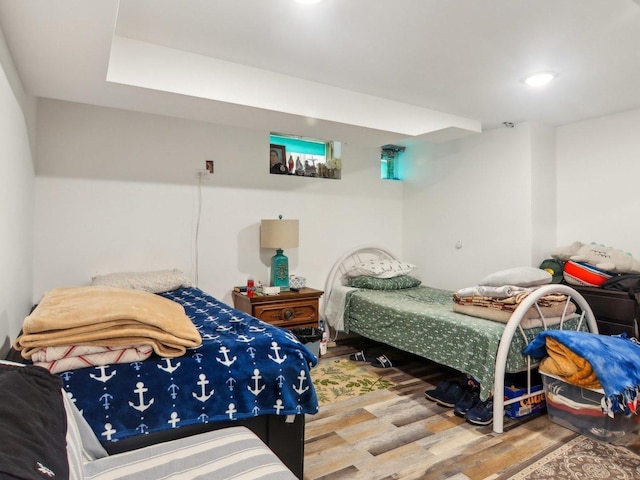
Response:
[[344, 286, 583, 400]]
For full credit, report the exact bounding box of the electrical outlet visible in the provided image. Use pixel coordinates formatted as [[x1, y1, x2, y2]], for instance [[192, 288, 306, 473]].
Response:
[[196, 160, 214, 179]]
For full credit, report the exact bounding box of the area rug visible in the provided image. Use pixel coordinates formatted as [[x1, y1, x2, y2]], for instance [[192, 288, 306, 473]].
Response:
[[310, 359, 395, 405], [508, 435, 640, 479]]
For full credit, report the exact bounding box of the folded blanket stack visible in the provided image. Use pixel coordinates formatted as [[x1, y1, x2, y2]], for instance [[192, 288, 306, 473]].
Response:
[[524, 330, 640, 417], [452, 286, 576, 325], [13, 286, 202, 372]]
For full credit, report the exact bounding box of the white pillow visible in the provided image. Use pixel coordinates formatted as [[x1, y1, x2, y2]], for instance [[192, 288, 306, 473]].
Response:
[[478, 267, 552, 287], [91, 269, 192, 293], [346, 259, 416, 279]]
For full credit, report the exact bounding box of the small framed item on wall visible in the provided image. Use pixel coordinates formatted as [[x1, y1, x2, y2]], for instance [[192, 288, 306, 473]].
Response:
[[269, 144, 288, 175]]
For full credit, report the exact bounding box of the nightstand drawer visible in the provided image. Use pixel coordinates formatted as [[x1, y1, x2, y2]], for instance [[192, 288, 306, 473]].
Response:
[[232, 287, 323, 330], [253, 299, 318, 328]]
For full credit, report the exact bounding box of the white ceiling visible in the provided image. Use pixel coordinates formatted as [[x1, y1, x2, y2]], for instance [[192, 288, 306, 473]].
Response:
[[1, 0, 640, 147]]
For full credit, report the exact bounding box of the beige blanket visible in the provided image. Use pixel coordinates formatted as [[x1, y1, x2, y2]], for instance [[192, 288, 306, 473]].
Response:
[[13, 286, 202, 359], [452, 303, 575, 328]]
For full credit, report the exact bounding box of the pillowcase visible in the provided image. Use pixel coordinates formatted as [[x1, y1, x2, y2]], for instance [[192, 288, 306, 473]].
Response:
[[348, 275, 422, 290], [478, 267, 552, 287], [346, 259, 416, 279], [91, 268, 192, 293]]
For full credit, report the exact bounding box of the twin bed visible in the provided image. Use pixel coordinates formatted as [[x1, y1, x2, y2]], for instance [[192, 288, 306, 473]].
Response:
[[322, 245, 598, 434], [9, 281, 318, 478]]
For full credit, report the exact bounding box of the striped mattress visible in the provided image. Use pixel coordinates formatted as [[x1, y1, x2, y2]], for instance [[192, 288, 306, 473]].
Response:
[[80, 426, 297, 480]]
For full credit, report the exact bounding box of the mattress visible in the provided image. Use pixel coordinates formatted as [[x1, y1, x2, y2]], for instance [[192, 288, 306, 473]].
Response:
[[82, 426, 298, 480]]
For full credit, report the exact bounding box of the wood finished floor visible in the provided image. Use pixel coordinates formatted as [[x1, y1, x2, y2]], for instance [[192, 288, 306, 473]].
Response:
[[303, 336, 640, 480]]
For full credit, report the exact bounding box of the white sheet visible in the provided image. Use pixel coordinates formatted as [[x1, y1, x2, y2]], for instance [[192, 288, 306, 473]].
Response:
[[455, 285, 534, 299], [323, 285, 357, 331]]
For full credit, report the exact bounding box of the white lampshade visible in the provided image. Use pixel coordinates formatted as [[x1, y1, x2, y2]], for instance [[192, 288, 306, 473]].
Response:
[[260, 219, 299, 249]]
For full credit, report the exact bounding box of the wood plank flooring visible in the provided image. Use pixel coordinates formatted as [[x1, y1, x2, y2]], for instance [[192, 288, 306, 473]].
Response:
[[303, 336, 640, 480]]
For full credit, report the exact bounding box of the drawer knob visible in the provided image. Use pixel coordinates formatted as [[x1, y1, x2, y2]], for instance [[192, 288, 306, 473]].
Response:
[[283, 309, 294, 320]]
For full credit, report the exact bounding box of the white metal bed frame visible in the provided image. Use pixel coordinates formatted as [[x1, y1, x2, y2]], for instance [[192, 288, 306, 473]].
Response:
[[322, 245, 598, 434]]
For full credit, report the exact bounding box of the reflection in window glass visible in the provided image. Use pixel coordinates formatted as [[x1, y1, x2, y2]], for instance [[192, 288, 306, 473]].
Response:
[[269, 133, 341, 179]]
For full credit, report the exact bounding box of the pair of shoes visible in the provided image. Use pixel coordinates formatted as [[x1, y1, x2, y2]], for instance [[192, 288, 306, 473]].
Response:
[[349, 350, 376, 362], [453, 388, 480, 417], [424, 381, 466, 407], [452, 374, 482, 416], [424, 380, 454, 401], [349, 351, 394, 368], [371, 354, 393, 368], [465, 397, 494, 425]]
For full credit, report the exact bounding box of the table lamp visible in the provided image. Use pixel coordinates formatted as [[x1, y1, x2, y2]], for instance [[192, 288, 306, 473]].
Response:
[[260, 216, 299, 290]]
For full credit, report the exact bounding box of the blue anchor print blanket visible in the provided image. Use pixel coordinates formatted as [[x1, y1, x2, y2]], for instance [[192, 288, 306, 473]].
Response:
[[59, 287, 319, 444]]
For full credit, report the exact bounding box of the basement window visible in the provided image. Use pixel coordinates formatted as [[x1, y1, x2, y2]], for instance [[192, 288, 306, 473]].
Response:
[[381, 145, 405, 180], [269, 133, 341, 179]]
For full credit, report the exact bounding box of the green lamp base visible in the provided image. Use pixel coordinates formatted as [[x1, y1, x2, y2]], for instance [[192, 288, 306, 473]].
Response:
[[270, 248, 290, 291]]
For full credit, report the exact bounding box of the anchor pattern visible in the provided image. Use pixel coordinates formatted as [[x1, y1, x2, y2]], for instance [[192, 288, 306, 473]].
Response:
[[59, 287, 318, 444]]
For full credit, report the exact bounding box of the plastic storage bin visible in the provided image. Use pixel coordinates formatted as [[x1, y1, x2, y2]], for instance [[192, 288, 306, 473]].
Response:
[[542, 373, 640, 442], [291, 327, 322, 358]]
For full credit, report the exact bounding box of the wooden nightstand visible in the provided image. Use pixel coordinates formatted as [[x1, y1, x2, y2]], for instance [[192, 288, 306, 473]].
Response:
[[232, 287, 323, 330]]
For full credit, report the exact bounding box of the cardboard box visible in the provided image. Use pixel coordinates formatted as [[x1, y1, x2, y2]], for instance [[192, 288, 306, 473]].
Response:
[[542, 373, 640, 442], [504, 383, 546, 419]]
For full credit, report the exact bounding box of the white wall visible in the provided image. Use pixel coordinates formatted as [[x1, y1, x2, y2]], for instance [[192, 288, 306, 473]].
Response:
[[0, 25, 35, 357], [402, 109, 640, 292], [34, 99, 404, 306], [24, 76, 640, 326], [401, 123, 547, 290], [556, 109, 640, 259], [530, 122, 557, 264]]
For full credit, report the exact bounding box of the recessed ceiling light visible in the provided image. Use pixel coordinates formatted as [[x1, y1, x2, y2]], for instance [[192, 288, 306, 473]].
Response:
[[523, 72, 557, 87]]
